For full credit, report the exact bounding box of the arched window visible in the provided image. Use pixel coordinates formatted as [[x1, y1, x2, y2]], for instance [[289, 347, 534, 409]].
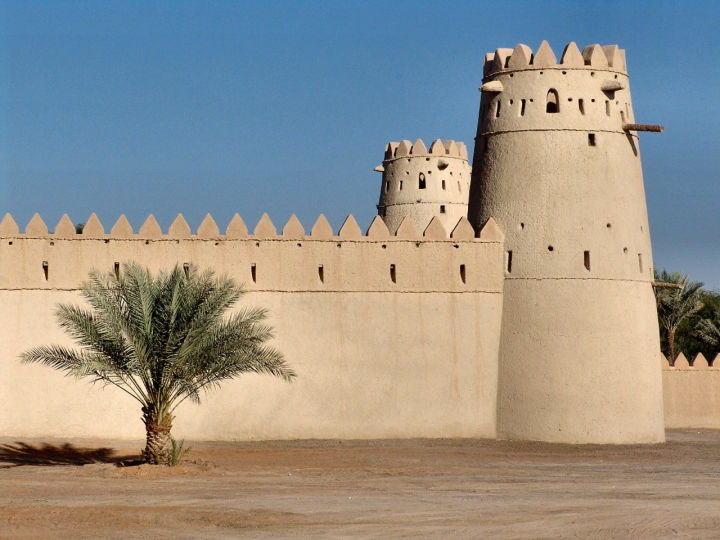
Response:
[[419, 172, 426, 189], [546, 89, 559, 113]]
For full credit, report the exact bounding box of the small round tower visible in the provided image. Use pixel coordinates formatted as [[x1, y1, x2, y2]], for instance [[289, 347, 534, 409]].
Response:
[[467, 41, 665, 443], [376, 139, 470, 234]]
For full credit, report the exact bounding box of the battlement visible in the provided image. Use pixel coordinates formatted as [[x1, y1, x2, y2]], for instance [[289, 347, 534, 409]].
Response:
[[483, 41, 627, 78], [384, 139, 468, 161], [0, 212, 503, 293]]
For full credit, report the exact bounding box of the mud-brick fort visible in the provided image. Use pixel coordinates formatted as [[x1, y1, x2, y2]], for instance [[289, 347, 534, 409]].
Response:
[[1, 41, 717, 444]]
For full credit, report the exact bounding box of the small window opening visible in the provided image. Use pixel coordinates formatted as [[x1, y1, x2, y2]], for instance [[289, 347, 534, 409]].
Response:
[[42, 261, 48, 281], [183, 263, 189, 278], [548, 245, 554, 252], [578, 99, 585, 115], [620, 110, 626, 123], [520, 99, 526, 116], [495, 100, 501, 118], [318, 265, 324, 283], [418, 173, 426, 189], [546, 89, 559, 113], [588, 133, 596, 146], [457, 181, 462, 192], [460, 264, 466, 284], [605, 100, 611, 116], [638, 254, 643, 273], [251, 263, 257, 283], [584, 251, 591, 271], [114, 262, 120, 277], [442, 180, 446, 190], [506, 251, 513, 273], [399, 180, 403, 191], [390, 264, 396, 283], [440, 205, 446, 214], [520, 222, 525, 229]]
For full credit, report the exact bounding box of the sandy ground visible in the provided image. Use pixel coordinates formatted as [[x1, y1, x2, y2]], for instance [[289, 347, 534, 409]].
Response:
[[1, 430, 720, 539]]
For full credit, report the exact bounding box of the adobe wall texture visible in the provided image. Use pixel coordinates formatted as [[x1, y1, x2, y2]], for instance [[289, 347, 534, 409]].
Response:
[[467, 42, 665, 443], [0, 212, 504, 441], [661, 354, 720, 429]]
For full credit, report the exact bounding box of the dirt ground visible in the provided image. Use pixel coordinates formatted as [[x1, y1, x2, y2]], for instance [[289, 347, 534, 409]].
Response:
[[1, 430, 720, 539]]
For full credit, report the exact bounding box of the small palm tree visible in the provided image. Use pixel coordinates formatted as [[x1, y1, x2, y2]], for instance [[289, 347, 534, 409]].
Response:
[[654, 269, 704, 364], [21, 262, 295, 465]]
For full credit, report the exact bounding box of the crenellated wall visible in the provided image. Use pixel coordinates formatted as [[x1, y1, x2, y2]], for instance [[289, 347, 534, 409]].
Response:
[[0, 211, 505, 441], [661, 353, 720, 429]]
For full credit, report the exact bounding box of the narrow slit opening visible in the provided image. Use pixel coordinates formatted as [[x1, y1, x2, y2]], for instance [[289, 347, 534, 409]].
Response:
[[318, 265, 324, 283], [441, 180, 446, 190], [495, 100, 501, 118], [638, 254, 643, 273], [251, 263, 257, 283], [584, 251, 591, 271], [390, 264, 396, 283], [520, 99, 526, 116], [506, 251, 513, 273], [620, 110, 626, 123], [42, 261, 48, 281], [418, 173, 426, 189], [399, 180, 403, 190], [460, 264, 466, 284], [605, 100, 611, 116], [114, 262, 120, 277], [578, 98, 585, 115]]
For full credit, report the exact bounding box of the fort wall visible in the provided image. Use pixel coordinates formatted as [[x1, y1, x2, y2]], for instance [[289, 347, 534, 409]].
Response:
[[0, 212, 505, 441], [661, 353, 720, 429]]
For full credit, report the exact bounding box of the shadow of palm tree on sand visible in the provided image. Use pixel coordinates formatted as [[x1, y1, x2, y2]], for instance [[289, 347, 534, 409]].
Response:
[[0, 442, 141, 468]]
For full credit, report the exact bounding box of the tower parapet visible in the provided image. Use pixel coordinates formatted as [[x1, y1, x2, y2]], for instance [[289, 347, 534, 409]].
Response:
[[376, 139, 470, 234], [468, 41, 665, 444]]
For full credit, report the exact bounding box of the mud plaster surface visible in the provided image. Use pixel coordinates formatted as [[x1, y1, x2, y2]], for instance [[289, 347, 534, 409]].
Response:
[[1, 430, 719, 539]]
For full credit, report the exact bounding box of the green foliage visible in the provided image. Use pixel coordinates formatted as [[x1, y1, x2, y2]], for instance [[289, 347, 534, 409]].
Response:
[[20, 262, 295, 461], [676, 290, 720, 362], [653, 269, 704, 362], [654, 269, 720, 363], [75, 222, 85, 234], [170, 438, 191, 466]]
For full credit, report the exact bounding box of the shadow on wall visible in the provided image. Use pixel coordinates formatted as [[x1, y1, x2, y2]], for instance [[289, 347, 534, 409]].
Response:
[[0, 442, 139, 468]]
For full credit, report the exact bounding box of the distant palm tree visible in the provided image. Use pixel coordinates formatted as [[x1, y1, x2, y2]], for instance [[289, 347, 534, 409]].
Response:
[[21, 262, 295, 465], [654, 269, 704, 364], [696, 309, 720, 351]]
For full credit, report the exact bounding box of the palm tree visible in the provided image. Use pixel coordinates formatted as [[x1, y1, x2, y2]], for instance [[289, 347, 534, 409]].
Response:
[[654, 269, 704, 364], [696, 309, 720, 352], [21, 262, 295, 465]]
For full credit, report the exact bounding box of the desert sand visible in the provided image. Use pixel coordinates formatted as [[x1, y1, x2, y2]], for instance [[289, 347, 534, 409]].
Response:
[[2, 430, 719, 539]]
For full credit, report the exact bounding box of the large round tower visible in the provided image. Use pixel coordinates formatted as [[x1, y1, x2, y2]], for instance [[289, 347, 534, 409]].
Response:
[[467, 41, 665, 443], [376, 139, 470, 234]]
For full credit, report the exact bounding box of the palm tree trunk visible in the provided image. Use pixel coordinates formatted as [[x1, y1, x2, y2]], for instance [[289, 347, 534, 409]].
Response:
[[668, 329, 676, 366], [142, 408, 174, 465]]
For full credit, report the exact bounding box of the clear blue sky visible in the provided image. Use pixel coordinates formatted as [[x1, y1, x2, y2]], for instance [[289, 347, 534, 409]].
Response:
[[1, 1, 718, 286]]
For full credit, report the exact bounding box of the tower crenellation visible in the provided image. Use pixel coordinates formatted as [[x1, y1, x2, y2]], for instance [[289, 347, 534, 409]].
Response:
[[376, 138, 470, 234]]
